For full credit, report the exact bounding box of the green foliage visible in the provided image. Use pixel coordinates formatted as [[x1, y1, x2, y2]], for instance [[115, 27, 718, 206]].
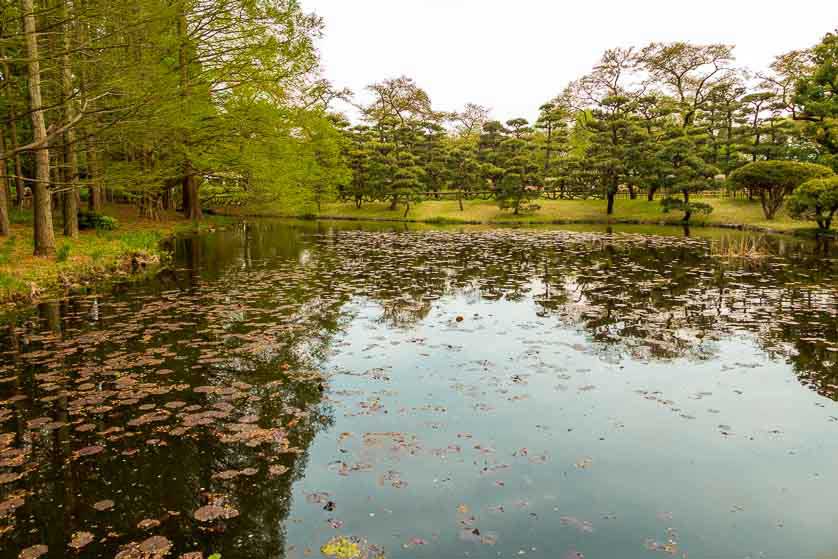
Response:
[[496, 174, 540, 215], [787, 176, 838, 230], [78, 212, 118, 231], [729, 161, 834, 218], [660, 196, 713, 223], [56, 243, 72, 263], [0, 237, 15, 266], [794, 31, 838, 156], [9, 208, 32, 225]]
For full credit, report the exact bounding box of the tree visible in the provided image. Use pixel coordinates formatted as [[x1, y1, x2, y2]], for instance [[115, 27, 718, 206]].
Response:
[[535, 101, 570, 180], [21, 0, 55, 256], [569, 47, 641, 214], [389, 150, 424, 217], [729, 160, 834, 219], [365, 76, 435, 139], [638, 42, 736, 128], [794, 31, 838, 169], [496, 173, 539, 215], [656, 130, 718, 222], [454, 103, 491, 137], [496, 119, 539, 214], [787, 177, 838, 230], [448, 143, 483, 210]]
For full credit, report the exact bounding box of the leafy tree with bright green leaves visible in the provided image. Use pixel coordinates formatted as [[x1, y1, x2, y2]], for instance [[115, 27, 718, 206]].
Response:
[[787, 177, 838, 230], [729, 160, 834, 218]]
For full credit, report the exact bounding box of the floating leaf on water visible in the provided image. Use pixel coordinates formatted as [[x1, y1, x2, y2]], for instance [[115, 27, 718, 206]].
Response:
[[115, 535, 173, 559], [74, 445, 104, 459], [137, 518, 161, 530], [560, 516, 594, 534], [93, 499, 114, 511], [194, 504, 239, 522], [69, 531, 94, 550], [0, 472, 22, 485], [18, 545, 48, 559], [320, 536, 361, 559], [0, 491, 27, 517]]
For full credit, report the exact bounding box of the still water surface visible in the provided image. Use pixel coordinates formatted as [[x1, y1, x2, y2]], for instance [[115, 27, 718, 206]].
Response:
[[1, 221, 837, 559]]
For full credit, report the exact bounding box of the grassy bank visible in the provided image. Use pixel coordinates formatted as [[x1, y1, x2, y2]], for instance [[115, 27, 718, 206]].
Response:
[[1, 205, 231, 308], [277, 197, 818, 233]]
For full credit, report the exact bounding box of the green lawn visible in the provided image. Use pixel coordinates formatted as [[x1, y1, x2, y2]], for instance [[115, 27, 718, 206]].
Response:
[[306, 197, 810, 232]]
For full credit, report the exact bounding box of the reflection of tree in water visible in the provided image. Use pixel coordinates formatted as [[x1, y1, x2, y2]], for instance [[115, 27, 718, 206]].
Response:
[[0, 233, 342, 557], [1, 222, 838, 557], [221, 223, 838, 400]]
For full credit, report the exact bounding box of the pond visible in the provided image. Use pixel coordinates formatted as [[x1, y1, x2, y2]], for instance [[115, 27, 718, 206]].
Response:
[[1, 220, 837, 559]]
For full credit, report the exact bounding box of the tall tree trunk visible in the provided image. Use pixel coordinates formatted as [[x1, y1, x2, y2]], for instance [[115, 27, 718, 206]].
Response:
[[60, 0, 79, 238], [86, 146, 102, 211], [0, 54, 26, 209], [177, 2, 200, 221], [607, 192, 615, 215], [184, 172, 201, 221], [22, 0, 56, 256], [77, 0, 102, 213], [0, 127, 9, 236]]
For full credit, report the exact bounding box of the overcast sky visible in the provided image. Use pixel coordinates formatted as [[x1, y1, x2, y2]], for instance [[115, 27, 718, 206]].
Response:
[[301, 1, 837, 123]]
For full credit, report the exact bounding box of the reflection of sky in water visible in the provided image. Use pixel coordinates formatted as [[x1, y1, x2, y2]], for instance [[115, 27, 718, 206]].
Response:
[[287, 293, 838, 559]]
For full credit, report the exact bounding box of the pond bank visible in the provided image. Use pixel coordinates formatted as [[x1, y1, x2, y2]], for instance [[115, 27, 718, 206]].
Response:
[[0, 206, 233, 309], [240, 198, 836, 238]]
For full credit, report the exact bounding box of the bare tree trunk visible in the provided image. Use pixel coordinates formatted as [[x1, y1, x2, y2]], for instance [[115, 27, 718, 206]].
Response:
[[184, 171, 201, 221], [0, 52, 26, 210], [0, 127, 9, 236], [86, 146, 102, 211], [22, 0, 56, 256], [76, 0, 102, 213], [177, 3, 200, 222], [61, 0, 79, 238]]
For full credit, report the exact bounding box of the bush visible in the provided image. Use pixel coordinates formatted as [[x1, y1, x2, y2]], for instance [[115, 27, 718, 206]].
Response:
[[729, 161, 833, 219], [56, 243, 71, 263], [787, 177, 838, 231], [78, 211, 118, 231]]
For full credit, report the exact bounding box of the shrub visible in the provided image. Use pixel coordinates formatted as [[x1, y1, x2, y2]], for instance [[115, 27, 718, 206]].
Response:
[[787, 177, 838, 231], [78, 211, 118, 231], [56, 243, 71, 263], [729, 161, 833, 219]]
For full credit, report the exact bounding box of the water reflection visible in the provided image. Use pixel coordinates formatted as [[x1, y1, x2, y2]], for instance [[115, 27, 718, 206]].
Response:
[[0, 220, 836, 558]]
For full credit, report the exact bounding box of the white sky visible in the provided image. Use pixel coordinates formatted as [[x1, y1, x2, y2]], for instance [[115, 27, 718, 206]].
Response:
[[301, 0, 838, 124]]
